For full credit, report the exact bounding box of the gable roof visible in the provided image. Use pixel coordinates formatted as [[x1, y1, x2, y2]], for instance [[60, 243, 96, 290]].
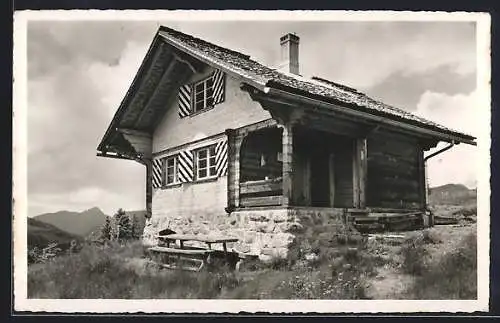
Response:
[[97, 25, 476, 157]]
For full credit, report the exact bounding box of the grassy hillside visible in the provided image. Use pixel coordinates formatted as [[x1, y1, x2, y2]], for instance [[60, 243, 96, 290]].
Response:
[[28, 217, 477, 300], [34, 207, 108, 237], [28, 218, 81, 250]]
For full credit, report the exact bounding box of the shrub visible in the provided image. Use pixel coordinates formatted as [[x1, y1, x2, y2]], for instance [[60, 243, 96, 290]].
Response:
[[422, 229, 443, 244], [400, 235, 429, 276]]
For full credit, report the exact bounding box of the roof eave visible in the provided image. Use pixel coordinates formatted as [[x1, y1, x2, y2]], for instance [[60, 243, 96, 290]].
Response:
[[263, 85, 477, 146], [96, 28, 164, 154]]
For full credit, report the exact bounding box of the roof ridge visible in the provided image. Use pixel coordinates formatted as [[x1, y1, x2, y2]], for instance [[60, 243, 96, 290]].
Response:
[[159, 25, 251, 60]]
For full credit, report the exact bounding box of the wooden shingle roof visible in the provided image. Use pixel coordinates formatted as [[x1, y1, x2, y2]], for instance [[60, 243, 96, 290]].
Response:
[[158, 26, 476, 143], [97, 25, 476, 157]]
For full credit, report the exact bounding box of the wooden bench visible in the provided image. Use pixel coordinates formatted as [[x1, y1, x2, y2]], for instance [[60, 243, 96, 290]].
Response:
[[148, 246, 215, 272], [153, 234, 242, 271]]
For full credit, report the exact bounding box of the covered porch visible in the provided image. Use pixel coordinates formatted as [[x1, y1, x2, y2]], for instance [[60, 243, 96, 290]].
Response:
[[225, 116, 370, 212]]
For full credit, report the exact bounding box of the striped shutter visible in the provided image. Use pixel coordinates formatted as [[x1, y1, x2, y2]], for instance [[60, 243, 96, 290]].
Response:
[[152, 158, 163, 189], [215, 139, 228, 177], [212, 69, 226, 105], [178, 150, 194, 183], [178, 84, 192, 118]]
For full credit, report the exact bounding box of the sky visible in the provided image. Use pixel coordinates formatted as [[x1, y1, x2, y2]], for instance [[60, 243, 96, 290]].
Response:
[[26, 19, 480, 217]]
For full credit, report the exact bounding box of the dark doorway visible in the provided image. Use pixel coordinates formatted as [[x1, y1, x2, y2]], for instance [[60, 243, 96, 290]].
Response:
[[310, 151, 331, 207]]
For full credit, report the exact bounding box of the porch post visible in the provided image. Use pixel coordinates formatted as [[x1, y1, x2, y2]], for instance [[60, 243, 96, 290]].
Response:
[[418, 148, 428, 209], [145, 158, 153, 219], [282, 123, 294, 206], [353, 138, 367, 209], [225, 128, 239, 211]]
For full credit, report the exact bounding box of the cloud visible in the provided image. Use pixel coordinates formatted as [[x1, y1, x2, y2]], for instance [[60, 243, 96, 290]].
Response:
[[27, 24, 150, 217], [415, 90, 479, 188], [364, 64, 476, 112]]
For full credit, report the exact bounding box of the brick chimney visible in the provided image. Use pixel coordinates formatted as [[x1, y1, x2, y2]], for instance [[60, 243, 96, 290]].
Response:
[[278, 33, 300, 75]]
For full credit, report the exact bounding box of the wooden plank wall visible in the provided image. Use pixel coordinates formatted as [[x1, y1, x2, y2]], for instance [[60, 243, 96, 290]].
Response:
[[366, 129, 423, 209], [294, 127, 354, 208], [334, 141, 354, 208]]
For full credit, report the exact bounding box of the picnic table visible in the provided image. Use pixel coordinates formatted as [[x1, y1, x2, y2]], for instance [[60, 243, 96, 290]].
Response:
[[148, 233, 240, 272]]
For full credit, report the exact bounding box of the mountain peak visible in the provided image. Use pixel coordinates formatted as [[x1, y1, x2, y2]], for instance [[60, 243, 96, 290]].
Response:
[[34, 207, 108, 236], [83, 206, 103, 213]]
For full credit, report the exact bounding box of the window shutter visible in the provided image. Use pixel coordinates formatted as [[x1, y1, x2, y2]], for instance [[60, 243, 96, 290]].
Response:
[[212, 69, 226, 105], [178, 150, 194, 182], [152, 158, 164, 189], [215, 139, 228, 177], [178, 84, 192, 118]]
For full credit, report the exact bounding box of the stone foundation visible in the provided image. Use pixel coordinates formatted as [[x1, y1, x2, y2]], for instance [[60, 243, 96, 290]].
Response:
[[143, 206, 348, 261]]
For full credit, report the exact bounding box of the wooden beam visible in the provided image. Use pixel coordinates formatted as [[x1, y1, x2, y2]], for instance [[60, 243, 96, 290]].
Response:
[[281, 122, 294, 206], [120, 132, 152, 159], [240, 195, 283, 207], [417, 148, 427, 209], [97, 151, 146, 165], [145, 158, 153, 219], [240, 180, 283, 195], [233, 134, 245, 208], [171, 50, 203, 74], [329, 153, 336, 207], [134, 55, 178, 128], [96, 151, 133, 161], [225, 128, 237, 212], [125, 43, 167, 123], [255, 87, 477, 146], [117, 128, 152, 138], [234, 118, 277, 137], [353, 138, 367, 208]]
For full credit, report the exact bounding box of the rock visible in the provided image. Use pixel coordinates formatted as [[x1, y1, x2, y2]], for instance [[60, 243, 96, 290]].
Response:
[[261, 248, 274, 256], [271, 233, 295, 248], [249, 213, 270, 222], [276, 222, 289, 232], [286, 222, 304, 233], [258, 254, 273, 262], [272, 212, 288, 223], [256, 222, 268, 233], [233, 243, 250, 253], [266, 224, 276, 233], [244, 231, 256, 244]]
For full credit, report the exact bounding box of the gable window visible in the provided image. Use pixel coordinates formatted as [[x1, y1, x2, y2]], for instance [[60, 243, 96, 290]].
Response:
[[165, 155, 179, 185], [196, 145, 217, 180], [194, 76, 215, 112]]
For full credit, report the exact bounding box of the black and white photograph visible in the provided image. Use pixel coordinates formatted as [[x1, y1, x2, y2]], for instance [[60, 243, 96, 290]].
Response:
[[13, 10, 490, 313]]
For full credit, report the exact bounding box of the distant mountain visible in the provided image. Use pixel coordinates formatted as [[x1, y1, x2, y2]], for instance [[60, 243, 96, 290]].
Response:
[[429, 184, 477, 206], [33, 207, 108, 237], [28, 217, 81, 250]]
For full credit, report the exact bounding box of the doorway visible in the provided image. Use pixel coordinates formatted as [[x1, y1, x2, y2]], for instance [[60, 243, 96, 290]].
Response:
[[310, 151, 333, 207]]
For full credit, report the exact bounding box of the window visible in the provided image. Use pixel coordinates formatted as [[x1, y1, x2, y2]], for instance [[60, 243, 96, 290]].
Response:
[[194, 76, 215, 112], [165, 155, 178, 185], [196, 145, 217, 180]]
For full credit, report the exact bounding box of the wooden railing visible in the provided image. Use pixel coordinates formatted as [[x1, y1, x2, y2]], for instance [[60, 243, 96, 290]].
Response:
[[239, 177, 283, 207]]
